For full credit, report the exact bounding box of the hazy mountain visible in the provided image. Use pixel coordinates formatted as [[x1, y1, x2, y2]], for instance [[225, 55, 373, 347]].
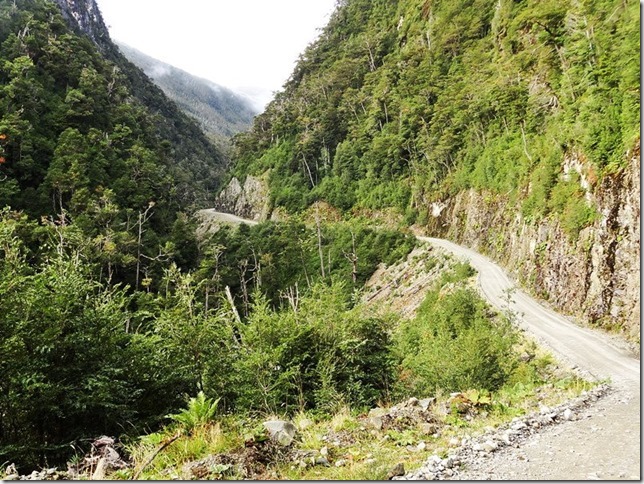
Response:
[[116, 42, 258, 141]]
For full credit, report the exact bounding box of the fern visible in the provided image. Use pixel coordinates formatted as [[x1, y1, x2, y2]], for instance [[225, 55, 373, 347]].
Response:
[[166, 392, 220, 432]]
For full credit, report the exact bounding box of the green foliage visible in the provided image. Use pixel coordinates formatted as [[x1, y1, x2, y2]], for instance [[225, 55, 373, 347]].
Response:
[[0, 0, 225, 287], [396, 285, 518, 396], [0, 215, 176, 469], [229, 0, 638, 226], [231, 283, 395, 414], [166, 392, 221, 433], [198, 218, 416, 307], [548, 175, 597, 239]]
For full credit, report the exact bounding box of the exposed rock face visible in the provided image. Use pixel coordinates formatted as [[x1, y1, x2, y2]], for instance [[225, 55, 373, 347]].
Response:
[[427, 143, 640, 340], [52, 0, 111, 48], [215, 176, 271, 221]]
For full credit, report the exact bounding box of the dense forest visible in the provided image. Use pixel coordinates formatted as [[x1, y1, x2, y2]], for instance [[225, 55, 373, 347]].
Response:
[[0, 0, 422, 469], [0, 0, 637, 476], [232, 0, 638, 237]]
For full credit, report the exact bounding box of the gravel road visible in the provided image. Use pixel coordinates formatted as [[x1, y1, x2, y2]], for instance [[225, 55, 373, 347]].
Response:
[[419, 236, 640, 480], [196, 212, 640, 479], [196, 209, 259, 226]]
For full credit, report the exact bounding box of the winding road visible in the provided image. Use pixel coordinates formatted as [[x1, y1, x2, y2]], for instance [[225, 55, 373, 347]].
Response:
[[417, 236, 640, 480], [419, 237, 639, 386], [198, 211, 640, 478]]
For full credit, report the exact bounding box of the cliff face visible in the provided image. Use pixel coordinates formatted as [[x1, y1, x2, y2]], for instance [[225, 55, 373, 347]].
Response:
[[428, 142, 640, 340], [214, 176, 271, 221], [52, 0, 111, 48]]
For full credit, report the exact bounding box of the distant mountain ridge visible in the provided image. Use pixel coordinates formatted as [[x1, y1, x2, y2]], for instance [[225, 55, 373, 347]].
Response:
[[116, 42, 257, 140]]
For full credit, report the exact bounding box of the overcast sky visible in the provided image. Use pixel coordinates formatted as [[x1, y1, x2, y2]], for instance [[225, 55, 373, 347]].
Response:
[[95, 0, 337, 110]]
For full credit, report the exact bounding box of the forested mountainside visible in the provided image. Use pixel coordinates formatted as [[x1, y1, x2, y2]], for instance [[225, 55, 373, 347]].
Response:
[[229, 0, 640, 335], [0, 0, 421, 470], [0, 0, 231, 466], [0, 1, 223, 219], [117, 42, 257, 143], [0, 0, 226, 262]]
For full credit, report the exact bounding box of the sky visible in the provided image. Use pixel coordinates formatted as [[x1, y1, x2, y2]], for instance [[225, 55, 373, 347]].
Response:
[[95, 0, 338, 110]]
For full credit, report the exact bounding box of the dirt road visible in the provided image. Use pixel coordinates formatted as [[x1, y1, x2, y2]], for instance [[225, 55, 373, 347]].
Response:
[[196, 209, 259, 226], [419, 236, 640, 480], [196, 212, 640, 478]]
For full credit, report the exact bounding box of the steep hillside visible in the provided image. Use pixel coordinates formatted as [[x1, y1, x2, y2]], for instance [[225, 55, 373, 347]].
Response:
[[51, 0, 227, 197], [0, 0, 225, 223], [228, 0, 640, 336], [117, 42, 257, 142]]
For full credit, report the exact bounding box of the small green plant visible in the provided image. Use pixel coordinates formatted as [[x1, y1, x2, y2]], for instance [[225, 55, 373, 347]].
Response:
[[463, 389, 492, 407], [166, 392, 221, 433], [387, 429, 418, 447]]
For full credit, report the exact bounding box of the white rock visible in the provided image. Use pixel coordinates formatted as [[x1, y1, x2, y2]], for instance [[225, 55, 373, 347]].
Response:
[[263, 420, 297, 446], [563, 408, 573, 420], [482, 440, 498, 452], [511, 421, 527, 431]]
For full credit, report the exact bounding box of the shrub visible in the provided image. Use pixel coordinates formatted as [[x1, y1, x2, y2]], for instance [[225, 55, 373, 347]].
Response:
[[396, 287, 518, 397], [166, 392, 221, 433]]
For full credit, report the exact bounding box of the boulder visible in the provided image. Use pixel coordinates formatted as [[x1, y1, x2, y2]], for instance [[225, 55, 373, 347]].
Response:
[[263, 420, 297, 446], [419, 398, 435, 411]]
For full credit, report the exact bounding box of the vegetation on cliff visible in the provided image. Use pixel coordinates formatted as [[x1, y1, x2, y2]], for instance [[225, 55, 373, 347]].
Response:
[[231, 0, 638, 238]]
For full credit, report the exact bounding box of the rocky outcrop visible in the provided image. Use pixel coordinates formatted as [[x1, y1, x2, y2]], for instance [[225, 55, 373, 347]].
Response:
[[215, 176, 271, 221], [52, 0, 111, 49], [426, 143, 640, 341]]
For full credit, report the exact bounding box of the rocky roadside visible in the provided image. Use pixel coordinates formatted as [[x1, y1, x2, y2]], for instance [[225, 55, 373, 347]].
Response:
[[396, 384, 614, 480]]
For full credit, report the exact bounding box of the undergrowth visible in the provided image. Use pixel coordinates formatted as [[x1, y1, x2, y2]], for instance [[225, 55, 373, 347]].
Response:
[[109, 261, 596, 480]]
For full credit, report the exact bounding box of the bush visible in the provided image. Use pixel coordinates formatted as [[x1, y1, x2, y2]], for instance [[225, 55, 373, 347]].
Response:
[[231, 283, 395, 414], [396, 287, 518, 397], [166, 392, 221, 433]]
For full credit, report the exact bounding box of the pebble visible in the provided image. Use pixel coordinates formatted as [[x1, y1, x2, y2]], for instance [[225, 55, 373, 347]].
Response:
[[387, 463, 406, 479], [314, 457, 330, 467], [511, 421, 527, 431], [395, 384, 610, 481]]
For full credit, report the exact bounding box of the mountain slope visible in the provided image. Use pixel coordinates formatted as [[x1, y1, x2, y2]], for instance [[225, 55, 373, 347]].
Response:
[[227, 0, 639, 336], [0, 0, 225, 215], [117, 42, 257, 141], [51, 0, 227, 197]]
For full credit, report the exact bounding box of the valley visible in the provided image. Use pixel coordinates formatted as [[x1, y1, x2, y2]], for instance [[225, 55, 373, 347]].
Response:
[[0, 0, 639, 480]]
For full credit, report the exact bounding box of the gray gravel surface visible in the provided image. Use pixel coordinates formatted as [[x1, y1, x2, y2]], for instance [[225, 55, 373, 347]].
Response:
[[407, 237, 640, 480]]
